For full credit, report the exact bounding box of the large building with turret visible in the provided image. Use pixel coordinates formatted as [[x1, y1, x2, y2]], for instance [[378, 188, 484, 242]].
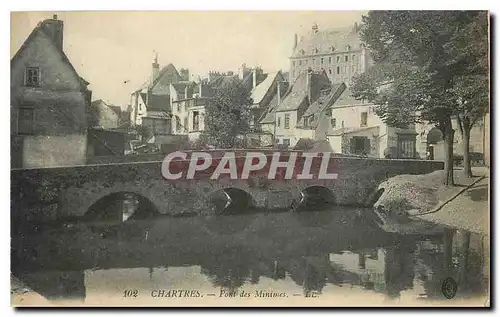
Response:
[[288, 22, 371, 86]]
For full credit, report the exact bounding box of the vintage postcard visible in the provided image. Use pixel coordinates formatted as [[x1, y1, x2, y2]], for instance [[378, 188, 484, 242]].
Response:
[[10, 10, 490, 307]]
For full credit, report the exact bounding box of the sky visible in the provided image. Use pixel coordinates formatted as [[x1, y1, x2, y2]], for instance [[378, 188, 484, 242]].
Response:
[[11, 11, 366, 108]]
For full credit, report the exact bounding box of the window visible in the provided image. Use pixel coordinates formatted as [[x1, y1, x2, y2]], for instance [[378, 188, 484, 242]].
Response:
[[277, 116, 281, 127], [345, 55, 349, 62], [321, 58, 324, 64], [193, 111, 199, 131], [299, 60, 302, 66], [336, 56, 340, 63], [284, 114, 290, 129], [329, 69, 332, 74], [309, 116, 314, 126], [361, 112, 368, 127], [331, 118, 336, 128], [336, 66, 340, 74], [184, 117, 188, 132], [18, 107, 34, 134], [283, 139, 290, 147], [352, 54, 356, 62], [176, 103, 180, 112], [329, 56, 332, 64], [292, 61, 296, 67], [25, 67, 40, 87]]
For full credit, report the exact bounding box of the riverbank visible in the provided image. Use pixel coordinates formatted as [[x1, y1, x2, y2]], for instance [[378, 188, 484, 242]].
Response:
[[416, 171, 489, 235], [374, 167, 489, 234]]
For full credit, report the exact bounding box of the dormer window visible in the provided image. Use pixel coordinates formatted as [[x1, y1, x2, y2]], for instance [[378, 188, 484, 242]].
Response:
[[25, 67, 40, 87], [300, 49, 305, 55], [330, 46, 335, 52], [345, 44, 351, 51]]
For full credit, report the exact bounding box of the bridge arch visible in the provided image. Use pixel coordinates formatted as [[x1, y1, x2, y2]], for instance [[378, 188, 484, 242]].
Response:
[[297, 185, 336, 211], [208, 187, 255, 215], [83, 191, 160, 223]]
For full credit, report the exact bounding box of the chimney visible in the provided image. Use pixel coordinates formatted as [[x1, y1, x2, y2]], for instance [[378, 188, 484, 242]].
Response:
[[239, 63, 249, 79], [199, 83, 203, 98], [184, 86, 189, 99], [151, 53, 160, 84], [293, 33, 298, 50], [41, 15, 64, 51], [253, 69, 257, 89]]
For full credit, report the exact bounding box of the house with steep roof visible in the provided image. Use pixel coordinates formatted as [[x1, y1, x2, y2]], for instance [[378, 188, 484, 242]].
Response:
[[325, 90, 418, 158], [129, 57, 185, 130], [11, 15, 92, 168], [271, 69, 332, 147], [294, 82, 346, 142], [289, 22, 371, 86], [245, 70, 289, 147]]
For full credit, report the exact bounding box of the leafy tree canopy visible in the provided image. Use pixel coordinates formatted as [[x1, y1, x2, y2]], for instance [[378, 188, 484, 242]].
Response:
[[351, 11, 489, 130], [202, 78, 253, 148]]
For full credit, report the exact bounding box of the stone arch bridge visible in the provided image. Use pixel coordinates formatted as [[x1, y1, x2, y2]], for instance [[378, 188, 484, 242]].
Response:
[[11, 152, 443, 224]]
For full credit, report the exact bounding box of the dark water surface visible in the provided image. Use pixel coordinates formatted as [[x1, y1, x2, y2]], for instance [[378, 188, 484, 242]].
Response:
[[11, 208, 489, 306]]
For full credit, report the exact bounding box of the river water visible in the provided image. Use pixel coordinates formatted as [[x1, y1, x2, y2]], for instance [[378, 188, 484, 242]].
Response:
[[11, 207, 489, 306]]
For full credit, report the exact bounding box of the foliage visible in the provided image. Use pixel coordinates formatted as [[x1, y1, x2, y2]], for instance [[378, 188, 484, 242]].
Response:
[[203, 78, 253, 148], [351, 11, 489, 183], [134, 124, 153, 142]]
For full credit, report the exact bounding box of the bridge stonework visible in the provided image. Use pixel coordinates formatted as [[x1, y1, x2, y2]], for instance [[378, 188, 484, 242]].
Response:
[[11, 157, 444, 223]]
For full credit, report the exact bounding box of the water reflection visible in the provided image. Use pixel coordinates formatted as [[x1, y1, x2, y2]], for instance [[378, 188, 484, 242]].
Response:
[[12, 209, 489, 304]]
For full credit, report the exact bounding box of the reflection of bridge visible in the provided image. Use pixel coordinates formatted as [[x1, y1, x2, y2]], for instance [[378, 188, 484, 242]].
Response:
[[11, 152, 443, 224]]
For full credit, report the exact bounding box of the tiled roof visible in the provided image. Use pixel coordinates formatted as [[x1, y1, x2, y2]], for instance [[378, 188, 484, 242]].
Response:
[[250, 72, 283, 105], [303, 83, 346, 117], [297, 82, 346, 129], [210, 75, 240, 89], [135, 63, 182, 94], [171, 82, 198, 99], [292, 25, 363, 58], [275, 71, 331, 112], [151, 64, 182, 95], [331, 89, 373, 108]]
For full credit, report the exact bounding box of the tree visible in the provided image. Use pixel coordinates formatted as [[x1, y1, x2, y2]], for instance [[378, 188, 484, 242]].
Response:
[[351, 11, 489, 185], [203, 78, 253, 148]]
